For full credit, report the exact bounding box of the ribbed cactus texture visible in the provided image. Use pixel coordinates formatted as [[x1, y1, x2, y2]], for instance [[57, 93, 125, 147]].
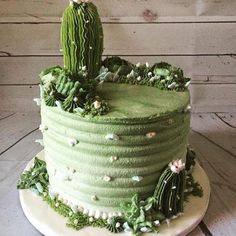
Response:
[[153, 162, 186, 219], [61, 1, 103, 78]]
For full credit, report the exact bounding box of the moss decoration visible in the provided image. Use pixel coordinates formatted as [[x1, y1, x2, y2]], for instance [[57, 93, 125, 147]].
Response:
[[17, 147, 202, 236], [61, 1, 103, 78], [17, 157, 48, 194], [98, 57, 191, 92]]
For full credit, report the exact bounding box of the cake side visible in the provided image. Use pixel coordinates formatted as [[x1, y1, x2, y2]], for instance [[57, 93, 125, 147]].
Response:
[[41, 83, 190, 216]]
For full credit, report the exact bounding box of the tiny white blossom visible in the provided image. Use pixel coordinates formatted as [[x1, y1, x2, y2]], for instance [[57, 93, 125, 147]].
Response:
[[146, 132, 156, 139], [136, 62, 141, 67], [146, 62, 150, 68], [115, 222, 121, 228], [73, 97, 79, 102], [93, 100, 101, 109], [73, 219, 79, 225], [169, 159, 185, 174], [110, 156, 118, 162], [154, 220, 160, 226], [103, 175, 112, 182]]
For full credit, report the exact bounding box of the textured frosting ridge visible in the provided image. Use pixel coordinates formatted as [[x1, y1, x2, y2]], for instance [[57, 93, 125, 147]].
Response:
[[41, 83, 190, 214]]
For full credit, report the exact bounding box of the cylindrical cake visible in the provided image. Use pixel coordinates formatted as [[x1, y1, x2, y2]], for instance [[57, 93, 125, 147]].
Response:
[[41, 83, 190, 217]]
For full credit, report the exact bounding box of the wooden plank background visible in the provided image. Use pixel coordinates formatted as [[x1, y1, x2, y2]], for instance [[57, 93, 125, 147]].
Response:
[[0, 0, 235, 112]]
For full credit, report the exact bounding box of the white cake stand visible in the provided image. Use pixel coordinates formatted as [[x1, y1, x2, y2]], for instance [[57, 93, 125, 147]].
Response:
[[19, 150, 210, 236]]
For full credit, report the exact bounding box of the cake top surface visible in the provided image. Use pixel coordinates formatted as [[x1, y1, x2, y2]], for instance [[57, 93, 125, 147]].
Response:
[[42, 81, 190, 124], [97, 83, 189, 120]]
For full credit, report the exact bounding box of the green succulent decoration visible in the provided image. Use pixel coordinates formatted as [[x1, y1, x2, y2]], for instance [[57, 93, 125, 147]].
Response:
[[17, 147, 203, 236], [97, 57, 191, 91], [39, 66, 108, 115]]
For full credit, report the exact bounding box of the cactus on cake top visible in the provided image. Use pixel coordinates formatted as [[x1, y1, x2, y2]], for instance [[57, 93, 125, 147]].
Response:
[[39, 0, 191, 116], [61, 0, 103, 78]]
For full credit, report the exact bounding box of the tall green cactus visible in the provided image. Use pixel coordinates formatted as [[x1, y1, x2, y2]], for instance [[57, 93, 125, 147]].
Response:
[[61, 0, 104, 78]]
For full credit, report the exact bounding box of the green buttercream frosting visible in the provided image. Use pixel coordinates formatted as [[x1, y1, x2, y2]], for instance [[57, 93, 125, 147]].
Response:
[[40, 82, 191, 212]]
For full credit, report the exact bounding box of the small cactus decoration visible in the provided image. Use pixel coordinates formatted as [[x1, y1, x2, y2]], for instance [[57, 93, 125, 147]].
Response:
[[153, 159, 186, 219], [61, 0, 103, 78]]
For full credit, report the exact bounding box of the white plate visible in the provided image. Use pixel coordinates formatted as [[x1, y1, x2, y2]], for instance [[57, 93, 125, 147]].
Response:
[[19, 150, 210, 236]]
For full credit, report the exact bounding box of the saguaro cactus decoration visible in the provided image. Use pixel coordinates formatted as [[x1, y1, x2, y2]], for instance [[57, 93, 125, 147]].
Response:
[[153, 159, 186, 219], [61, 0, 104, 78]]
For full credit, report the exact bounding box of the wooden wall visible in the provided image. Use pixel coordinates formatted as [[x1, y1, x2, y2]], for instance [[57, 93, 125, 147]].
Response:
[[0, 0, 236, 113]]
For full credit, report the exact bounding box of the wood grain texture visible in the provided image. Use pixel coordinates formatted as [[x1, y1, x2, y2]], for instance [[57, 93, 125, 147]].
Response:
[[1, 0, 236, 23], [0, 112, 40, 154], [215, 113, 236, 128], [1, 23, 236, 56], [1, 56, 236, 85], [190, 113, 236, 235], [0, 127, 42, 236], [189, 84, 236, 113], [191, 113, 236, 156]]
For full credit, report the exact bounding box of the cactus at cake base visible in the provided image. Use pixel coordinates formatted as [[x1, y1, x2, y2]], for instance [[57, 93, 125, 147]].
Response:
[[61, 1, 103, 78], [153, 159, 186, 219]]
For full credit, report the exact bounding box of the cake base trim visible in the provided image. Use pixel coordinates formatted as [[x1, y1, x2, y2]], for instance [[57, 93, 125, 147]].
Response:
[[19, 150, 210, 236]]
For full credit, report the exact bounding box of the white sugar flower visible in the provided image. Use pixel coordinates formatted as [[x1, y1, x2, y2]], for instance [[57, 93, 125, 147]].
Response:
[[169, 159, 185, 174], [93, 100, 101, 109], [146, 132, 156, 139], [103, 175, 112, 182]]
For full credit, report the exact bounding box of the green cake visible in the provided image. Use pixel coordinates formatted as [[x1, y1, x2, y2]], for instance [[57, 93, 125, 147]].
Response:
[[18, 1, 203, 235]]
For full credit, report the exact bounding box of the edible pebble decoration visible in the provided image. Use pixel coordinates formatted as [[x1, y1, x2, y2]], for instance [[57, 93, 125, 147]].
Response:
[[132, 176, 144, 182], [91, 195, 98, 201], [110, 156, 119, 162], [105, 133, 120, 141], [68, 138, 78, 147]]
